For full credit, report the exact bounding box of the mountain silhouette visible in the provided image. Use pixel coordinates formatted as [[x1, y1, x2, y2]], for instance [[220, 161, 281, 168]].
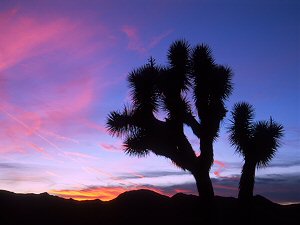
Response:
[[0, 189, 299, 225]]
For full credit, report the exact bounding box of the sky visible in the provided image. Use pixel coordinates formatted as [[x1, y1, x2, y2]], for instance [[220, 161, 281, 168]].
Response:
[[0, 0, 299, 204]]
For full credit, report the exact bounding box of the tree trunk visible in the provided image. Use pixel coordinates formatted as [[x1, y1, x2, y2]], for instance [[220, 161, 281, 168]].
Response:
[[193, 170, 214, 201], [192, 139, 214, 201], [238, 159, 256, 201]]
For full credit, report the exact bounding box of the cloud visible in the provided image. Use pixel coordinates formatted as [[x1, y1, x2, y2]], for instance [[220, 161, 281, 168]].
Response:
[[213, 160, 226, 178], [122, 25, 146, 53], [29, 143, 47, 154], [99, 143, 122, 152], [268, 160, 300, 168], [148, 29, 173, 49], [63, 151, 99, 161], [0, 162, 30, 170], [122, 25, 172, 54], [118, 170, 187, 179], [284, 126, 300, 148], [0, 9, 71, 71]]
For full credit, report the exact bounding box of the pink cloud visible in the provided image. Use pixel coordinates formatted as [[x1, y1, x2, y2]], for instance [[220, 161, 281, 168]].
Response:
[[2, 109, 42, 137], [29, 143, 46, 154], [40, 130, 79, 144], [82, 119, 107, 133], [63, 151, 99, 160], [122, 25, 172, 54], [0, 7, 112, 73], [0, 10, 70, 71], [122, 25, 146, 53], [99, 143, 121, 152], [45, 76, 94, 123], [148, 29, 173, 49], [214, 160, 226, 178]]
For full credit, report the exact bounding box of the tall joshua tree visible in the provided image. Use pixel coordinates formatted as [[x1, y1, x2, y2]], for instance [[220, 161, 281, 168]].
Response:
[[228, 102, 284, 201], [107, 40, 232, 200]]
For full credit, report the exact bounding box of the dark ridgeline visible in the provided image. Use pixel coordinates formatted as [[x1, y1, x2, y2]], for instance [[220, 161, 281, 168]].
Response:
[[107, 40, 233, 201], [0, 190, 299, 225], [228, 103, 284, 202]]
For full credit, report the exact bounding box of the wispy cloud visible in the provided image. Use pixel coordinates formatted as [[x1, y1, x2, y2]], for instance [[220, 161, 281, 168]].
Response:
[[213, 160, 227, 178], [122, 25, 146, 53], [122, 25, 172, 54], [64, 151, 99, 161], [99, 143, 122, 152], [118, 170, 187, 179]]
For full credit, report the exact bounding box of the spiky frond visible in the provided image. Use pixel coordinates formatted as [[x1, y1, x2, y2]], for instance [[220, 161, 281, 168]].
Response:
[[124, 129, 150, 157], [168, 39, 190, 71], [128, 63, 160, 112], [228, 102, 254, 155], [252, 119, 284, 167], [191, 44, 215, 107], [191, 44, 215, 74], [106, 105, 138, 137], [211, 65, 233, 101], [190, 44, 233, 141], [166, 40, 191, 91]]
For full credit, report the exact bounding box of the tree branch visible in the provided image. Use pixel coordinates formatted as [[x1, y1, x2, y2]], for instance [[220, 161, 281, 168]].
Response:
[[184, 111, 201, 138]]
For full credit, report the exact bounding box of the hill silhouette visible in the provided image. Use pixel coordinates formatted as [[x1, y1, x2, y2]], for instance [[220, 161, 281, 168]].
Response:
[[0, 189, 299, 225]]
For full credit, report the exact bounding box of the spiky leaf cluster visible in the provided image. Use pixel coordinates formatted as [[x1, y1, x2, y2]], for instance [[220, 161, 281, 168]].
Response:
[[252, 119, 284, 167], [229, 103, 254, 153], [128, 64, 160, 113], [191, 44, 233, 139], [167, 40, 191, 91], [229, 102, 284, 167]]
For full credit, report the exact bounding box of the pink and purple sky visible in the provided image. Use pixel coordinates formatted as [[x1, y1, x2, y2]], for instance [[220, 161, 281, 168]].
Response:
[[0, 0, 299, 204]]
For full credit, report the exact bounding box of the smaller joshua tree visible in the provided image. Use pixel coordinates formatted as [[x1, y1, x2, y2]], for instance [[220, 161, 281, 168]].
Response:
[[228, 102, 284, 201]]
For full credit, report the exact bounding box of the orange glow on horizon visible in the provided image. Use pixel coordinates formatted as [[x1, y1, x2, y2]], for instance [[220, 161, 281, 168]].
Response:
[[50, 187, 128, 201], [49, 186, 191, 201], [50, 186, 162, 201]]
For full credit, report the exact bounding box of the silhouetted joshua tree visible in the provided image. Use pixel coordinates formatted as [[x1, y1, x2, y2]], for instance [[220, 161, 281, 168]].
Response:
[[107, 40, 232, 200], [228, 102, 283, 201]]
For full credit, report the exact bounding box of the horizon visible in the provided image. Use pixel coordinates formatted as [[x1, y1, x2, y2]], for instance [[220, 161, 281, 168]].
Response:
[[0, 0, 299, 205], [1, 187, 298, 206]]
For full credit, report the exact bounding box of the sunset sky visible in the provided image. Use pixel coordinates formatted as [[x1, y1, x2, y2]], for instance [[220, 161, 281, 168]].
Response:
[[0, 0, 299, 204]]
